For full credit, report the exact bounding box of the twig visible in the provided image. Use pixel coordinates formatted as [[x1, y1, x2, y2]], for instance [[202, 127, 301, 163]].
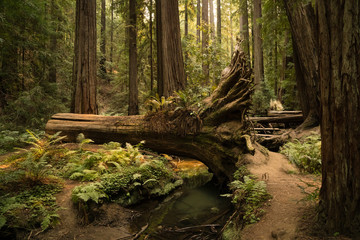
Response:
[[173, 224, 220, 232]]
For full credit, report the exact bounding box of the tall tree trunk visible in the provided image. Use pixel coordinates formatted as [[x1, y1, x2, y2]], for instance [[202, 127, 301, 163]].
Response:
[[317, 0, 360, 235], [202, 0, 209, 82], [253, 0, 264, 88], [209, 0, 215, 39], [197, 0, 201, 43], [156, 0, 186, 97], [100, 0, 107, 75], [128, 0, 139, 115], [283, 1, 320, 129], [216, 0, 221, 44], [71, 0, 98, 114], [110, 0, 114, 72], [49, 0, 57, 83], [240, 0, 250, 61], [149, 0, 154, 92]]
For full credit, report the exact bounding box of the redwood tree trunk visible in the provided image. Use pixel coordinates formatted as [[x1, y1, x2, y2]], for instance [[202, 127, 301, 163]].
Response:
[[253, 0, 264, 88], [197, 0, 201, 43], [128, 0, 139, 115], [317, 0, 360, 235], [202, 0, 209, 82], [283, 0, 320, 129], [100, 0, 106, 75], [71, 0, 98, 114], [209, 0, 215, 39], [217, 0, 221, 44], [240, 0, 250, 62], [156, 0, 186, 97]]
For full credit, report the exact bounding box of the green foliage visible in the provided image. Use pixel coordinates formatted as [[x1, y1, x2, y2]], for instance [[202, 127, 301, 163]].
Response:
[[71, 157, 182, 207], [229, 176, 270, 224], [280, 134, 321, 174], [72, 183, 107, 204], [223, 168, 271, 226], [0, 184, 61, 233], [0, 130, 43, 154]]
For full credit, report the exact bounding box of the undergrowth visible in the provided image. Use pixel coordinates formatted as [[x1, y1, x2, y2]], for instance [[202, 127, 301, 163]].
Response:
[[280, 134, 321, 174], [221, 166, 271, 240]]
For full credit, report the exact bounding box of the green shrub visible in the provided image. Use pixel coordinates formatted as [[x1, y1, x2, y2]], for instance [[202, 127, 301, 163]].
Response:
[[0, 130, 44, 154], [280, 134, 321, 174]]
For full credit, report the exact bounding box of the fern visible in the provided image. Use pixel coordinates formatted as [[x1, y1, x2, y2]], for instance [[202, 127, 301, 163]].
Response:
[[280, 134, 321, 174], [72, 183, 107, 204]]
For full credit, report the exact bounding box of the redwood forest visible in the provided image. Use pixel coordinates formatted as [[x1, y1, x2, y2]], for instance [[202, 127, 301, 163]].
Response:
[[0, 0, 359, 239]]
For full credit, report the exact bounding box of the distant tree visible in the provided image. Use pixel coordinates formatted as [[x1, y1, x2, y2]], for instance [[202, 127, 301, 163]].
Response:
[[100, 0, 106, 75], [240, 0, 250, 61], [128, 0, 139, 115], [209, 0, 215, 39], [156, 0, 186, 97], [110, 0, 114, 70], [217, 0, 221, 44], [49, 0, 58, 83], [316, 0, 360, 235], [202, 0, 209, 81], [149, 0, 154, 92], [253, 0, 264, 88], [197, 0, 201, 43], [71, 0, 98, 114]]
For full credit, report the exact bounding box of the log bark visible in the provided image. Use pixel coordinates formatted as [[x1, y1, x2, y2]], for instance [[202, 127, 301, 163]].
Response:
[[46, 41, 253, 183], [249, 114, 303, 124]]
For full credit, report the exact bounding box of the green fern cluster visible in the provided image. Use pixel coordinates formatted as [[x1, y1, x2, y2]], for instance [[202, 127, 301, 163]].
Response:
[[222, 168, 270, 225], [0, 184, 61, 235], [280, 134, 321, 174], [72, 159, 182, 207]]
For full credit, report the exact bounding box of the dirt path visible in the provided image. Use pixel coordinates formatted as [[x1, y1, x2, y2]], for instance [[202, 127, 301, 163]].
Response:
[[241, 150, 319, 240]]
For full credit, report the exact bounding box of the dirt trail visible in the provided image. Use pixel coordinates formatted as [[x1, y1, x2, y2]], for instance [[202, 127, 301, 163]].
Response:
[[241, 150, 319, 240]]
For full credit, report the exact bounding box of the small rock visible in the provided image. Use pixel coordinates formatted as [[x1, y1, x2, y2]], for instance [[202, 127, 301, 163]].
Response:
[[271, 229, 287, 239]]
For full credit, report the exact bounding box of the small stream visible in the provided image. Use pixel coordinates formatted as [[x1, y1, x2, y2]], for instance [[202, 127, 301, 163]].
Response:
[[129, 161, 233, 240]]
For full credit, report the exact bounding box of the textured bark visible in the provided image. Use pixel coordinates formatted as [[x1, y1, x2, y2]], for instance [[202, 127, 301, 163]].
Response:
[[317, 0, 360, 236], [253, 0, 264, 88], [156, 0, 186, 97], [71, 0, 98, 114], [283, 1, 319, 129], [47, 42, 253, 183], [217, 0, 221, 44], [128, 0, 139, 115], [202, 0, 209, 82], [240, 0, 250, 61], [100, 0, 106, 75]]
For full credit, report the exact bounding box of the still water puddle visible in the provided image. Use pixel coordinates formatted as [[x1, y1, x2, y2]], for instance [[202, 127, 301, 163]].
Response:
[[130, 159, 232, 240]]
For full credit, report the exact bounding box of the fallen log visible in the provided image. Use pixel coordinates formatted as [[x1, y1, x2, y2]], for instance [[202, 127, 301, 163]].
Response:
[[268, 110, 302, 116], [46, 41, 254, 183], [249, 114, 304, 124]]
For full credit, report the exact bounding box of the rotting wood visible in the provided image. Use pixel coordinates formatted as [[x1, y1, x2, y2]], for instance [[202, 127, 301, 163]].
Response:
[[268, 110, 302, 115]]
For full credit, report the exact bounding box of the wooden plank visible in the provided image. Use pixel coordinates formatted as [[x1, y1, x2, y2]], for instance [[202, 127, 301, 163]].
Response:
[[268, 110, 302, 115], [254, 128, 280, 131]]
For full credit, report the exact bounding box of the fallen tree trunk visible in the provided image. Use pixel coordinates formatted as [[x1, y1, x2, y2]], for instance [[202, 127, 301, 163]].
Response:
[[249, 114, 304, 124], [46, 42, 254, 183]]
